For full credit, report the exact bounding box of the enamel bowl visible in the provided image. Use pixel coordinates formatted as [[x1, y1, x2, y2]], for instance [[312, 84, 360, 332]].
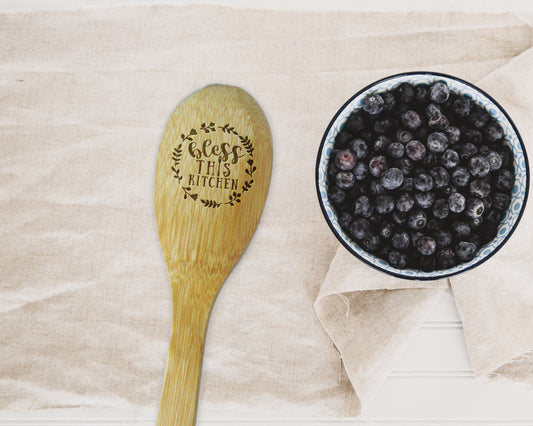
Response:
[[316, 72, 529, 280]]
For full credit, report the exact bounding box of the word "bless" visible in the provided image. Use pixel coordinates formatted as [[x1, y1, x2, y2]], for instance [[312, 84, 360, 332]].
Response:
[[188, 139, 245, 164]]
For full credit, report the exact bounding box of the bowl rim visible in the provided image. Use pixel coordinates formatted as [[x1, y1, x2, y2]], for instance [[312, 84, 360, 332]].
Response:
[[315, 70, 530, 280]]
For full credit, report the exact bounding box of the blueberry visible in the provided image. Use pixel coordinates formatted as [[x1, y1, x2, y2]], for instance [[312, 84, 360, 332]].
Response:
[[328, 162, 340, 180], [451, 167, 470, 187], [328, 187, 346, 205], [429, 166, 450, 188], [344, 113, 365, 133], [374, 117, 393, 134], [401, 110, 422, 130], [429, 81, 450, 104], [362, 93, 385, 115], [484, 122, 504, 142], [440, 149, 460, 169], [425, 103, 442, 119], [485, 209, 502, 229], [380, 221, 395, 239], [336, 171, 356, 189], [387, 142, 405, 159], [419, 255, 436, 272], [468, 233, 483, 247], [353, 162, 368, 181], [428, 113, 449, 131], [378, 243, 393, 259], [368, 213, 383, 228], [445, 126, 461, 144], [482, 151, 503, 171], [374, 135, 391, 152], [410, 231, 424, 246], [407, 209, 428, 230], [437, 248, 456, 268], [437, 185, 455, 199], [350, 217, 371, 240], [468, 156, 491, 178], [426, 218, 443, 234], [417, 236, 437, 256], [465, 198, 484, 218], [414, 126, 428, 142], [423, 151, 439, 168], [354, 195, 374, 218], [468, 108, 490, 129], [415, 191, 435, 209], [406, 140, 427, 161], [349, 138, 369, 159], [349, 183, 368, 198], [396, 82, 416, 103], [469, 217, 483, 230], [334, 149, 357, 170], [395, 157, 414, 175], [392, 211, 407, 225], [414, 173, 434, 192], [392, 230, 410, 250], [478, 145, 491, 155], [369, 179, 386, 195], [483, 195, 493, 211], [448, 192, 466, 213], [388, 250, 408, 268], [453, 96, 472, 117], [375, 194, 395, 214], [499, 146, 513, 168], [400, 176, 414, 191], [494, 169, 514, 191], [432, 199, 450, 219], [458, 143, 478, 162], [358, 129, 375, 143], [396, 129, 412, 143], [369, 155, 388, 177], [361, 233, 381, 252], [492, 193, 511, 210], [396, 192, 415, 212], [452, 219, 471, 239], [335, 131, 352, 147], [427, 132, 449, 153], [455, 241, 477, 261], [382, 92, 396, 111], [381, 167, 404, 190], [395, 103, 410, 116], [469, 178, 491, 198], [338, 212, 353, 230], [434, 230, 453, 248], [416, 85, 429, 104], [461, 128, 482, 145]]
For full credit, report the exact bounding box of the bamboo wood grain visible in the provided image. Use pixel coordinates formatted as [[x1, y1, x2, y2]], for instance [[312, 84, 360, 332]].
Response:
[[154, 85, 272, 426]]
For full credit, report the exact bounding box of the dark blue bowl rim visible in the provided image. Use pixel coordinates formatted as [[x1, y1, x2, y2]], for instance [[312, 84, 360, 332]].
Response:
[[315, 71, 530, 281]]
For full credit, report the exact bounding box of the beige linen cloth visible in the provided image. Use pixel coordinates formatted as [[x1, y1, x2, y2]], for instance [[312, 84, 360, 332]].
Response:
[[1, 5, 533, 417]]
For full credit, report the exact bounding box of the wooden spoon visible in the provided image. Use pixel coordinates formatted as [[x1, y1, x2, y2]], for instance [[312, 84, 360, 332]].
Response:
[[154, 84, 272, 425]]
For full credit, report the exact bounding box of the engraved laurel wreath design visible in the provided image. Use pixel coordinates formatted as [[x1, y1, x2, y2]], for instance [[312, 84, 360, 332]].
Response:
[[171, 122, 256, 208]]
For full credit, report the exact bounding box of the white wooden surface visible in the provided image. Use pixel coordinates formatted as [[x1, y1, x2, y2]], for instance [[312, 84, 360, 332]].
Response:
[[1, 1, 533, 425]]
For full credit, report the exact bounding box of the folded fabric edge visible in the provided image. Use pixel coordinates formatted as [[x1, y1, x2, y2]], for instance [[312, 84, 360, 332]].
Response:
[[486, 349, 533, 385], [314, 285, 444, 415]]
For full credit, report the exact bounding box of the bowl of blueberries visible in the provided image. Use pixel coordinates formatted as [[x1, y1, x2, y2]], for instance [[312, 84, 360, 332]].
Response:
[[316, 72, 529, 279]]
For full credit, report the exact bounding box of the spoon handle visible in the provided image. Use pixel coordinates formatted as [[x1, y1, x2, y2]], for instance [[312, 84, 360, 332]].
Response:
[[157, 266, 224, 426]]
